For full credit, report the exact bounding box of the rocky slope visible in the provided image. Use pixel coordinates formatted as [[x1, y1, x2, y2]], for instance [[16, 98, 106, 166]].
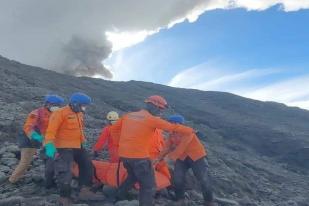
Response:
[[0, 55, 308, 206]]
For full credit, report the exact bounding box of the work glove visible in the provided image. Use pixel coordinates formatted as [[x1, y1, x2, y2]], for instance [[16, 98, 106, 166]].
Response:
[[45, 142, 57, 158], [81, 141, 89, 149], [30, 131, 43, 142]]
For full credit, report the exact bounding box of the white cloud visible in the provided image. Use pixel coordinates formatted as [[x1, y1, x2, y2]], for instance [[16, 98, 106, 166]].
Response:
[[193, 68, 281, 90], [106, 30, 158, 51], [288, 100, 309, 110], [168, 63, 280, 90], [169, 64, 309, 110], [243, 76, 309, 109], [234, 0, 309, 11]]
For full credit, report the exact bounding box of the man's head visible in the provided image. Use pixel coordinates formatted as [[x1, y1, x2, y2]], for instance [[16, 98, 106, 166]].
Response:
[[106, 111, 119, 124], [69, 92, 92, 113], [144, 95, 168, 116], [44, 95, 65, 112], [167, 114, 185, 137]]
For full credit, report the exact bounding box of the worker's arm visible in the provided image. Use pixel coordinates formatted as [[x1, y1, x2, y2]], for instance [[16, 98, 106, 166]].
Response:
[[109, 117, 123, 141], [23, 110, 39, 138], [157, 138, 173, 160], [168, 133, 194, 161], [93, 127, 109, 152], [45, 111, 63, 143], [153, 138, 173, 165], [150, 116, 193, 135]]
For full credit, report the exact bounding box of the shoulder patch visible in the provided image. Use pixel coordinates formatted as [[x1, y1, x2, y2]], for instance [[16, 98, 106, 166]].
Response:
[[67, 115, 76, 120]]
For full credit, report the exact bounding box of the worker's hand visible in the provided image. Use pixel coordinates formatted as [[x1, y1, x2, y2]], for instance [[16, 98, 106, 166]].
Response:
[[31, 131, 43, 142], [45, 142, 57, 158], [81, 141, 88, 149]]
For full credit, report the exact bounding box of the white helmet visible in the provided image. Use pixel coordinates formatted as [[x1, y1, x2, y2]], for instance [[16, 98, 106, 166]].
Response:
[[106, 111, 119, 121]]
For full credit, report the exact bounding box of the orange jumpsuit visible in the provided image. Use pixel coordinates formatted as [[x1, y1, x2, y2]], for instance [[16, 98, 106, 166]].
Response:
[[93, 125, 119, 163], [23, 107, 51, 137], [9, 107, 51, 183], [162, 132, 207, 161], [45, 105, 86, 148]]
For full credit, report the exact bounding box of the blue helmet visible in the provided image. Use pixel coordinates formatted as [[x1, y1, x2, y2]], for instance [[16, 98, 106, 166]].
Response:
[[70, 92, 92, 105], [44, 95, 64, 105], [167, 115, 185, 124]]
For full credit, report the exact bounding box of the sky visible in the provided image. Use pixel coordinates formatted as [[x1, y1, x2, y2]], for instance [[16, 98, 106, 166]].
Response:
[[0, 1, 309, 109], [106, 6, 309, 110]]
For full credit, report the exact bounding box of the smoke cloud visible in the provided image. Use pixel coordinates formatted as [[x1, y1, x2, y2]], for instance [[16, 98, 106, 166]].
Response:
[[61, 36, 112, 77], [0, 0, 308, 78]]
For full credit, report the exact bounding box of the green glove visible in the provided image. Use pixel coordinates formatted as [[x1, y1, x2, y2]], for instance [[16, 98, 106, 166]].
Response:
[[45, 142, 57, 158], [31, 131, 43, 142], [81, 141, 88, 149]]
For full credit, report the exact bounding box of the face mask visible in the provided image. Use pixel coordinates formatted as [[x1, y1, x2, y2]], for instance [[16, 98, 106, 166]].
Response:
[[49, 106, 60, 112]]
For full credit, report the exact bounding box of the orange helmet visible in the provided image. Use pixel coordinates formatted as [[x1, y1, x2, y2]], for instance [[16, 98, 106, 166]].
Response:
[[144, 95, 168, 109]]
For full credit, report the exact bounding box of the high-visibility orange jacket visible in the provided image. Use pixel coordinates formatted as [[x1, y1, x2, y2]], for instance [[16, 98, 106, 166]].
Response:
[[23, 107, 51, 137], [110, 109, 194, 159], [93, 125, 119, 163], [164, 132, 207, 161], [149, 129, 165, 160], [45, 105, 86, 148]]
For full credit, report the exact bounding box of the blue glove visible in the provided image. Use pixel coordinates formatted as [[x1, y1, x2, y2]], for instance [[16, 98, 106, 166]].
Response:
[[45, 142, 57, 158], [31, 131, 43, 142]]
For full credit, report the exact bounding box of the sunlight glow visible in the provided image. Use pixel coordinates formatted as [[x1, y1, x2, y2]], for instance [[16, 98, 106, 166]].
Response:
[[106, 30, 157, 51]]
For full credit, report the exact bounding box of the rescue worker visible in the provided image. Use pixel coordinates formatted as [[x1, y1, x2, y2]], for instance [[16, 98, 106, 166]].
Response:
[[92, 111, 120, 163], [45, 92, 103, 206], [157, 115, 216, 206], [9, 95, 64, 184], [111, 95, 194, 206]]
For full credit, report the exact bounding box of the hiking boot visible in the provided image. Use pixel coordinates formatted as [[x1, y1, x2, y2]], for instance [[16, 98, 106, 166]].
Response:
[[58, 197, 72, 206], [78, 186, 105, 201]]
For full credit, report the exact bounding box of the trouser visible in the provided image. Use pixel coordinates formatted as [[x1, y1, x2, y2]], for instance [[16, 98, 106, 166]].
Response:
[[9, 148, 36, 183], [54, 148, 93, 198], [117, 158, 156, 206], [173, 157, 213, 202], [45, 157, 55, 188]]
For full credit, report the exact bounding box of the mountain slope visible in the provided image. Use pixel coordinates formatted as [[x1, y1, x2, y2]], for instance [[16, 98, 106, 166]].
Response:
[[0, 55, 308, 206]]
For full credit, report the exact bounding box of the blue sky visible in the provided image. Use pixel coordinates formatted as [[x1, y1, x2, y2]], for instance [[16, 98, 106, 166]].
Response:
[[106, 6, 309, 109]]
